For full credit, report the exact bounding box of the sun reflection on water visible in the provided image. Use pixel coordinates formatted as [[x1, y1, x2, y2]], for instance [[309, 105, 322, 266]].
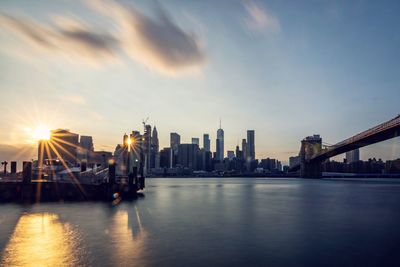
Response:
[[108, 209, 147, 265], [1, 213, 82, 267]]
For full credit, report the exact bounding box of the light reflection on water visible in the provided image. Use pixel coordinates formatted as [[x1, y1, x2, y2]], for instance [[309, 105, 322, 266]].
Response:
[[1, 213, 82, 267], [108, 209, 147, 266], [1, 178, 400, 266]]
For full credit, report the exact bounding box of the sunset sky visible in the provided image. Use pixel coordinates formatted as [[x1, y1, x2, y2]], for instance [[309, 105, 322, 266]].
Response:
[[0, 0, 399, 164]]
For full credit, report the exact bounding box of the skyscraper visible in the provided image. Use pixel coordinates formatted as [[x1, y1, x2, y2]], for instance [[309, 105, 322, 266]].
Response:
[[77, 135, 94, 162], [79, 136, 94, 152], [346, 149, 360, 164], [170, 132, 180, 168], [192, 138, 200, 146], [242, 139, 247, 160], [216, 121, 224, 161], [246, 130, 255, 161], [151, 126, 160, 169], [178, 143, 199, 170], [143, 125, 152, 173], [203, 134, 210, 152]]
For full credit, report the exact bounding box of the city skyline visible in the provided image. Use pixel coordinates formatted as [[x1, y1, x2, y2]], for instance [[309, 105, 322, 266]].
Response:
[[0, 0, 399, 164]]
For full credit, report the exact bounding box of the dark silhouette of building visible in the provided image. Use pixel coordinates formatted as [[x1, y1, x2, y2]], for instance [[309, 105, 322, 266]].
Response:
[[246, 130, 255, 161], [178, 144, 199, 170], [191, 138, 200, 146], [216, 122, 224, 161], [160, 147, 171, 169], [170, 132, 180, 168], [242, 139, 247, 161], [203, 134, 210, 152], [38, 129, 79, 165], [150, 126, 160, 169]]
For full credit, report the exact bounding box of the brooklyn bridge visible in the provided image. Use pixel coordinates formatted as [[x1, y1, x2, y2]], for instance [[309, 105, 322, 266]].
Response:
[[290, 115, 400, 178]]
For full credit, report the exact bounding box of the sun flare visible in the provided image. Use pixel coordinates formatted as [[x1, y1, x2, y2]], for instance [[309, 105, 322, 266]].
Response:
[[32, 125, 51, 141]]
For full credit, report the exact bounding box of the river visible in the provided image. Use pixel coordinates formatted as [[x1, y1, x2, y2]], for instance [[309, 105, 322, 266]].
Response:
[[1, 178, 400, 266]]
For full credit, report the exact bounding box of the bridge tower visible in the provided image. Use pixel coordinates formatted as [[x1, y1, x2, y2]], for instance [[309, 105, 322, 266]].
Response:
[[300, 135, 323, 178]]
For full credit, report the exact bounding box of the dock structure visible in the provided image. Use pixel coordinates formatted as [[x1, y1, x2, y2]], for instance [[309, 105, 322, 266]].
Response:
[[0, 161, 145, 202]]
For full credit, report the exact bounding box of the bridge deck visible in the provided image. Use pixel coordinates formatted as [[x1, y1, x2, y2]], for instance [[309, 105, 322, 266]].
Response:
[[291, 115, 400, 172]]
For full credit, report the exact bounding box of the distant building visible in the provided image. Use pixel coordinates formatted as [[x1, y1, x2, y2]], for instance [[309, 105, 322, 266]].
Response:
[[260, 158, 277, 171], [242, 139, 247, 160], [77, 135, 94, 162], [277, 161, 282, 172], [192, 138, 200, 146], [170, 132, 180, 168], [289, 156, 300, 168], [227, 151, 235, 161], [79, 135, 94, 151], [38, 129, 79, 165], [216, 123, 224, 161], [246, 130, 255, 161], [114, 130, 142, 175], [235, 145, 243, 159], [178, 144, 199, 170], [385, 158, 400, 173], [151, 126, 160, 169], [143, 125, 152, 174], [346, 149, 360, 164], [160, 147, 171, 168], [203, 134, 210, 152], [203, 150, 213, 171]]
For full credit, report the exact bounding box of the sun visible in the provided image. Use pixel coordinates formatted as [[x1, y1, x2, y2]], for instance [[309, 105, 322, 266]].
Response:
[[32, 125, 51, 141]]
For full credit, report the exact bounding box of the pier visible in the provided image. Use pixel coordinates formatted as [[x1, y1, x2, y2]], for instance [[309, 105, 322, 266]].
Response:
[[0, 161, 145, 202]]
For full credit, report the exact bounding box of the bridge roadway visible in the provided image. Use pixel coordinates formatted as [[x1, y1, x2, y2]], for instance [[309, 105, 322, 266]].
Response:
[[291, 115, 400, 173]]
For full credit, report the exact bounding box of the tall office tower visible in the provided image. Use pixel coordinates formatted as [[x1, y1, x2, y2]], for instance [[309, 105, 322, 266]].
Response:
[[246, 130, 255, 161], [346, 149, 360, 164], [151, 126, 160, 169], [38, 129, 80, 165], [235, 145, 243, 159], [216, 121, 224, 161], [159, 147, 171, 168], [170, 132, 181, 168], [79, 136, 94, 151], [242, 139, 247, 160], [129, 130, 142, 169], [203, 134, 210, 152], [178, 144, 199, 170], [277, 161, 282, 172], [77, 135, 94, 162], [123, 133, 129, 148], [143, 125, 152, 173], [192, 138, 200, 146]]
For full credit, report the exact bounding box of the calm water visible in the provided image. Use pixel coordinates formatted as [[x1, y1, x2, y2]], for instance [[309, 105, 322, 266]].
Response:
[[1, 178, 400, 267]]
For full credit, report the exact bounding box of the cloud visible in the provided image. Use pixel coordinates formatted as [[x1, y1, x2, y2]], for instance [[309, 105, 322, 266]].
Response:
[[0, 13, 118, 65], [0, 1, 206, 75], [243, 0, 281, 33], [87, 0, 206, 74]]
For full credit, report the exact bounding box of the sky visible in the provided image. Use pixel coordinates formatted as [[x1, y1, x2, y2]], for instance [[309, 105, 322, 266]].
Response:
[[0, 0, 399, 165]]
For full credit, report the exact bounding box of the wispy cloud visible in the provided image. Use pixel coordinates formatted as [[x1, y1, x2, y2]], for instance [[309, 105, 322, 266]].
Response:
[[87, 0, 206, 75], [243, 0, 281, 33], [0, 13, 118, 66], [0, 1, 206, 75]]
